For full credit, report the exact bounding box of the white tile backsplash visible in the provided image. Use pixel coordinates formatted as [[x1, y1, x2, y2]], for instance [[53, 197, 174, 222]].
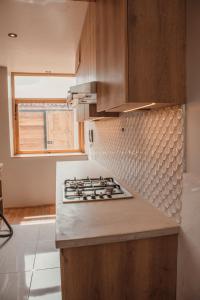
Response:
[[86, 106, 184, 223]]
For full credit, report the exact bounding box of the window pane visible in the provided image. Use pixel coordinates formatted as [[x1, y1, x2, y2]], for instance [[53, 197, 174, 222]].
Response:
[[18, 103, 79, 152], [18, 111, 45, 151], [15, 76, 76, 99], [46, 111, 75, 151]]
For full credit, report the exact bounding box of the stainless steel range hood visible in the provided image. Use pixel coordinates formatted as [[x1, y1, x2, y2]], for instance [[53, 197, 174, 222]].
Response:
[[68, 81, 97, 104]]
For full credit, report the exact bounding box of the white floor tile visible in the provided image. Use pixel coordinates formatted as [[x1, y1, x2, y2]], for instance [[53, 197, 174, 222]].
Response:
[[8, 224, 40, 244], [0, 271, 32, 300], [0, 221, 62, 299], [29, 268, 61, 300], [0, 224, 39, 273], [0, 223, 40, 248], [0, 239, 36, 273], [38, 222, 56, 242], [34, 240, 60, 270]]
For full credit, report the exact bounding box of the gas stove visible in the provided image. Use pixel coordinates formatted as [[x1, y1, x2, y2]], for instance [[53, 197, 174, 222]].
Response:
[[63, 177, 133, 203]]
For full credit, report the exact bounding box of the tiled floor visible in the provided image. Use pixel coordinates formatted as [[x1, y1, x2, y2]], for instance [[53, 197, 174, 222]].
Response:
[[0, 218, 61, 300]]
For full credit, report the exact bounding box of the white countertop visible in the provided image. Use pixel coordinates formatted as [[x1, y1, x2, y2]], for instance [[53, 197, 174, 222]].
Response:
[[55, 160, 179, 249]]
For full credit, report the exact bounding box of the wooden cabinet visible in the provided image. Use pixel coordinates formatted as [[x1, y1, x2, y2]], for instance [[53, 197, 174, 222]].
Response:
[[0, 164, 3, 228], [76, 103, 119, 122], [75, 3, 119, 120], [96, 0, 186, 112], [76, 3, 96, 84], [60, 234, 178, 300]]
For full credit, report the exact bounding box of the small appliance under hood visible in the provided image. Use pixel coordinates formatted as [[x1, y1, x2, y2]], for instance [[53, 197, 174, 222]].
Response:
[[68, 81, 97, 105]]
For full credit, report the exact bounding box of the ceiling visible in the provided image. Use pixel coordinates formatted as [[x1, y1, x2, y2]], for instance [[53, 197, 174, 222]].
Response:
[[0, 0, 88, 73]]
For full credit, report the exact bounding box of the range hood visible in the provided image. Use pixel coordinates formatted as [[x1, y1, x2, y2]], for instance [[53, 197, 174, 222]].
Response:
[[68, 81, 97, 104]]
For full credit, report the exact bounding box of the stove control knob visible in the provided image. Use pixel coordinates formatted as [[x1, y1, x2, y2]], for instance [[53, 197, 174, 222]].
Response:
[[77, 189, 83, 196], [106, 187, 114, 195], [99, 193, 104, 199], [83, 194, 87, 200], [91, 195, 96, 200]]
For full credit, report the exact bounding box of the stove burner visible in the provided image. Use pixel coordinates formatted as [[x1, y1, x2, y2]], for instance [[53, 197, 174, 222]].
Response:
[[63, 177, 132, 203]]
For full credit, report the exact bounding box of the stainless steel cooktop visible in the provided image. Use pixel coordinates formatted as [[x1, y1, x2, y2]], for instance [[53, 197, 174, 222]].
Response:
[[63, 177, 133, 203]]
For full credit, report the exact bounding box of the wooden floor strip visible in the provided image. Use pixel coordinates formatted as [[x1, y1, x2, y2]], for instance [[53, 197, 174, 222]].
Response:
[[3, 205, 56, 224]]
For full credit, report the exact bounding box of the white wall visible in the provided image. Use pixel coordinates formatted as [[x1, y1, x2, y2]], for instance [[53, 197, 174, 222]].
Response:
[[0, 66, 87, 208], [177, 1, 200, 299]]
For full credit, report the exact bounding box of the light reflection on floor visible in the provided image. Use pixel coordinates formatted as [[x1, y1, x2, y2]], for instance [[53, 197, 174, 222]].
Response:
[[0, 214, 61, 300]]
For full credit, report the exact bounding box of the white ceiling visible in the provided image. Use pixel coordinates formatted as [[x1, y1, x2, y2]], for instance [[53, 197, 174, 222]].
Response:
[[0, 0, 88, 73]]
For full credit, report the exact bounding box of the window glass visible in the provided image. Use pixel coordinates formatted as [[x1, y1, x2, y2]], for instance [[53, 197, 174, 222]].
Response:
[[13, 74, 82, 154], [15, 76, 75, 99], [18, 103, 79, 152]]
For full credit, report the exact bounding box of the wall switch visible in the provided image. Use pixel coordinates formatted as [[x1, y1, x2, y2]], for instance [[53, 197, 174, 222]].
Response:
[[89, 129, 94, 143]]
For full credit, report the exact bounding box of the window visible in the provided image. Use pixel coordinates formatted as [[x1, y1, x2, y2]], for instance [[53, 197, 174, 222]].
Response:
[[12, 73, 84, 154]]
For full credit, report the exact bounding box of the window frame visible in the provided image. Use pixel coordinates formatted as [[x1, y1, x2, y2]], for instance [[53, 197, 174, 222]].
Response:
[[11, 72, 84, 155]]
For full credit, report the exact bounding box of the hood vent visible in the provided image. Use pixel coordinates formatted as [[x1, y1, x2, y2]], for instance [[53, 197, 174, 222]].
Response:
[[68, 81, 97, 105]]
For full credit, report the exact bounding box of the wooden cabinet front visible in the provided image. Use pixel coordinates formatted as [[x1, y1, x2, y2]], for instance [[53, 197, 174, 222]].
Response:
[[96, 0, 127, 112], [75, 3, 119, 120], [127, 0, 186, 106], [96, 0, 186, 112], [60, 234, 178, 300], [76, 3, 96, 85]]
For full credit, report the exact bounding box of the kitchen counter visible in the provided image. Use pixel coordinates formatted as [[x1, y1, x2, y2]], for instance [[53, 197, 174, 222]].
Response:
[[55, 160, 179, 249]]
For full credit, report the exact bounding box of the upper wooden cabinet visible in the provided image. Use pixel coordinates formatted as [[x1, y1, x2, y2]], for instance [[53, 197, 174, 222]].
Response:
[[96, 0, 186, 112], [76, 3, 119, 120], [76, 3, 96, 84]]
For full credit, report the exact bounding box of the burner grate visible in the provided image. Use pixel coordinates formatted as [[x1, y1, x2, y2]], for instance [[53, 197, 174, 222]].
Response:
[[63, 177, 133, 203]]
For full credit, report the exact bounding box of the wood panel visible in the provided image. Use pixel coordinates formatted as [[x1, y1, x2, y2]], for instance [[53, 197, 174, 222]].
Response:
[[72, 0, 95, 2], [128, 0, 186, 104], [96, 0, 186, 112], [76, 3, 96, 84], [60, 234, 178, 300], [96, 0, 127, 112], [19, 111, 45, 151], [88, 104, 119, 119], [18, 110, 76, 151], [46, 111, 74, 150], [0, 201, 3, 229], [4, 205, 55, 224], [76, 3, 119, 119], [12, 72, 75, 77]]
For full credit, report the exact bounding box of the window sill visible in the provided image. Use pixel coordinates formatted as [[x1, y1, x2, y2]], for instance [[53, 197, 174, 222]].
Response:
[[11, 152, 88, 160]]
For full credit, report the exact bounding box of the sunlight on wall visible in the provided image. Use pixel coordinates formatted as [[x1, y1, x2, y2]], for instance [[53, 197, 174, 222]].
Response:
[[15, 76, 76, 99]]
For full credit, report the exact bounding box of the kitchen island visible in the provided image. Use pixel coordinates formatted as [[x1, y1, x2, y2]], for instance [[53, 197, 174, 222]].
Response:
[[56, 160, 179, 300]]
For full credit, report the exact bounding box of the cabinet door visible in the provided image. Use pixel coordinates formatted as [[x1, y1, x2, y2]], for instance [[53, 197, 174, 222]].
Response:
[[76, 3, 96, 85], [60, 235, 178, 300], [96, 0, 127, 112], [128, 0, 186, 104]]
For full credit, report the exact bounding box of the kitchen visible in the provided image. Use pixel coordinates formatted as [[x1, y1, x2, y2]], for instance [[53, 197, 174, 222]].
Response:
[[0, 0, 199, 299]]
